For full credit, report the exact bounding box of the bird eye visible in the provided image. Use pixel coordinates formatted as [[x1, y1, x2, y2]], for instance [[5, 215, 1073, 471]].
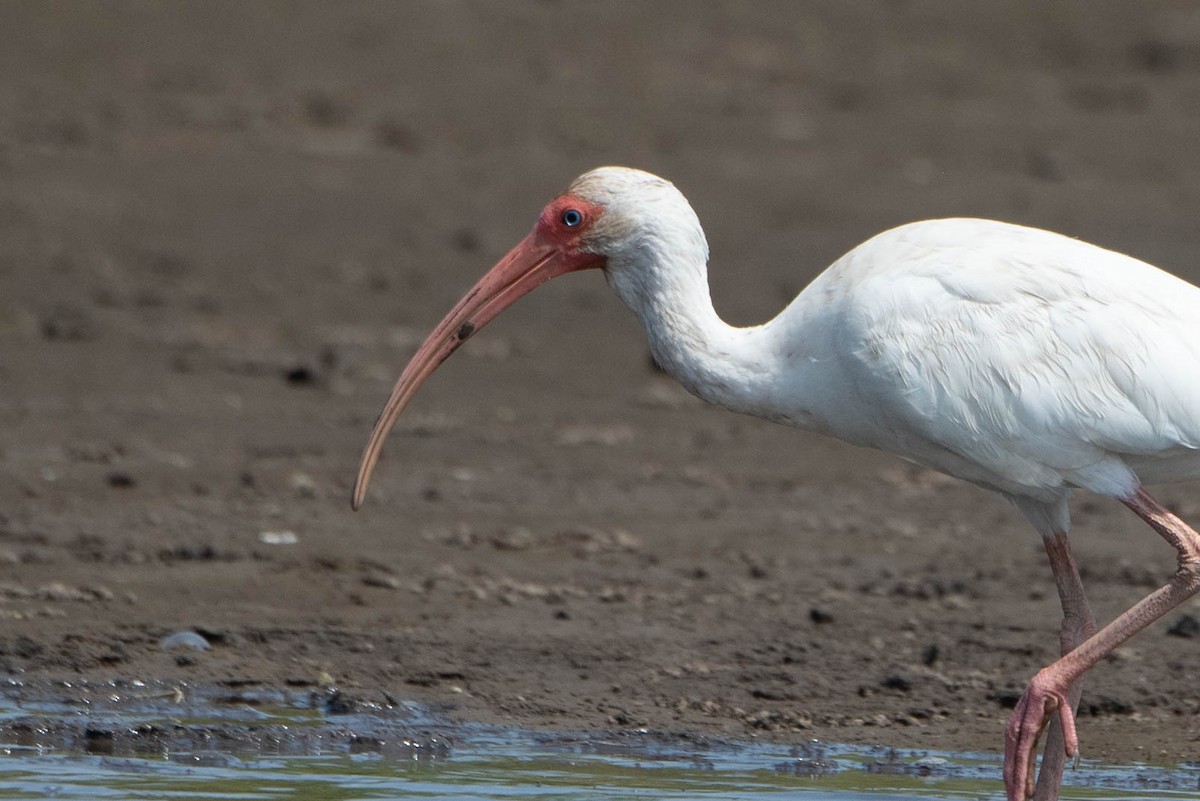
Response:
[[561, 208, 583, 228]]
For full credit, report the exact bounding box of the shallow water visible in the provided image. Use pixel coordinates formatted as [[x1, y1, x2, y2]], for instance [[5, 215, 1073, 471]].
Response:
[[0, 683, 1195, 800]]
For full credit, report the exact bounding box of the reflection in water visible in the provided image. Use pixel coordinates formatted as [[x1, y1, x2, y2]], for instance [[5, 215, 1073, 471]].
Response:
[[0, 682, 1195, 800]]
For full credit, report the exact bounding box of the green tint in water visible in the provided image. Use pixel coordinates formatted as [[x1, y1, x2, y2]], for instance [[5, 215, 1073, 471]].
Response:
[[0, 684, 1195, 800], [2, 737, 1197, 801]]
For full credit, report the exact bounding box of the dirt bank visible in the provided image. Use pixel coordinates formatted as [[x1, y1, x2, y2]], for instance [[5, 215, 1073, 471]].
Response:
[[1, 1, 1199, 767]]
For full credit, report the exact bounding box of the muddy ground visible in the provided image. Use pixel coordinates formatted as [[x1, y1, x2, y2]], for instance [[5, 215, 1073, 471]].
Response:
[[2, 1, 1200, 769]]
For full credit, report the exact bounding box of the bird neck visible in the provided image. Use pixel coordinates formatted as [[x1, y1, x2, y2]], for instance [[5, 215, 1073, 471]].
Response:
[[605, 247, 784, 419]]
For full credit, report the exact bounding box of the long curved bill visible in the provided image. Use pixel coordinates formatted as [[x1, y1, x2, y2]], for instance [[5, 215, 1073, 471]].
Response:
[[352, 232, 591, 509]]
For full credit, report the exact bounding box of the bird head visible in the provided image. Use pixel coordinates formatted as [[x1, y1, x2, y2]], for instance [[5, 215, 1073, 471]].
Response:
[[353, 166, 698, 509], [566, 168, 708, 313]]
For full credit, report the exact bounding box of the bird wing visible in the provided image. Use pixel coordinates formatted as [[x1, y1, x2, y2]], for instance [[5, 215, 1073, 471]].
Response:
[[830, 219, 1200, 498]]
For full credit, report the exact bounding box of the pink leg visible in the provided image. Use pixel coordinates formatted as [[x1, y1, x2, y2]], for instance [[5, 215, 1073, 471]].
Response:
[[1004, 488, 1200, 801], [1030, 532, 1097, 801]]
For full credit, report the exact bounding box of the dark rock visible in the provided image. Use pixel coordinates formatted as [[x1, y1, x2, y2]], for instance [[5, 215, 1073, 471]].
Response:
[[809, 607, 834, 624], [1167, 614, 1200, 638], [106, 471, 135, 489], [284, 365, 317, 385]]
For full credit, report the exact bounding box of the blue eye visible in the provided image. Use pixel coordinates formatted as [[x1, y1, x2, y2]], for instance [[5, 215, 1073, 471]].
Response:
[[561, 208, 583, 227]]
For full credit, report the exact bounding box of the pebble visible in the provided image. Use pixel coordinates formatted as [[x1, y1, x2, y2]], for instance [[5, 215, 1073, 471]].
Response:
[[362, 572, 402, 590], [809, 607, 834, 624], [555, 423, 635, 447], [289, 472, 317, 498], [258, 530, 299, 545], [106, 471, 136, 488], [158, 630, 211, 651], [491, 528, 533, 551], [1167, 613, 1200, 638]]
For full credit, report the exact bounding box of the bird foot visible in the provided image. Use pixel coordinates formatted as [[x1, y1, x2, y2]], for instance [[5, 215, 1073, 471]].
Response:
[[1003, 668, 1078, 801]]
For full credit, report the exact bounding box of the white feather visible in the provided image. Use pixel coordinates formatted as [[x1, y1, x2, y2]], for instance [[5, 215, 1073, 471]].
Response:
[[575, 168, 1200, 534]]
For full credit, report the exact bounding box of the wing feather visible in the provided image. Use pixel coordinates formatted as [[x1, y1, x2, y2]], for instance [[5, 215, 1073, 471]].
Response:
[[828, 219, 1200, 497]]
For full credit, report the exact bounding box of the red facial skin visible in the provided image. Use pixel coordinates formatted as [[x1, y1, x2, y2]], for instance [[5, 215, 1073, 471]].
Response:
[[352, 194, 606, 509]]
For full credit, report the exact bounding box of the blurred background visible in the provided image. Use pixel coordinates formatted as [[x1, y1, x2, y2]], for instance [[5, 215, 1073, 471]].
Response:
[[1, 1, 1199, 752]]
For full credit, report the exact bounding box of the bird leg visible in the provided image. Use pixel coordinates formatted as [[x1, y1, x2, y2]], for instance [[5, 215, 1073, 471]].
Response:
[[1004, 487, 1200, 801], [1030, 531, 1097, 801]]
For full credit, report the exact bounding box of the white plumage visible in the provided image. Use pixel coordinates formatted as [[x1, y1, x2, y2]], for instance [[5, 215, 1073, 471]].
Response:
[[354, 167, 1200, 801], [585, 171, 1200, 511], [798, 220, 1200, 503]]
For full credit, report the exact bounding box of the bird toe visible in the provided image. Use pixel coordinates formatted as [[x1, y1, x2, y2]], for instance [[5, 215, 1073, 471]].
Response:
[[1003, 669, 1074, 801]]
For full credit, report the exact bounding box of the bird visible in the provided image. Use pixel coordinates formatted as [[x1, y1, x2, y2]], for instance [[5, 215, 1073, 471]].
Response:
[[352, 166, 1200, 801]]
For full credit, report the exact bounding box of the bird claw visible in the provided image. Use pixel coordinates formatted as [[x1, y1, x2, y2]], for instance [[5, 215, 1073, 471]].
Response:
[[1003, 670, 1078, 801]]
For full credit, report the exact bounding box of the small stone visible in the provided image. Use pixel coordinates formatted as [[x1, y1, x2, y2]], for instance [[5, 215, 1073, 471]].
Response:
[[555, 423, 635, 447], [491, 528, 533, 551], [284, 364, 318, 385], [289, 472, 317, 498], [363, 572, 402, 590], [809, 607, 834, 624], [106, 471, 136, 489], [913, 756, 949, 773], [1167, 614, 1200, 638], [158, 630, 211, 651]]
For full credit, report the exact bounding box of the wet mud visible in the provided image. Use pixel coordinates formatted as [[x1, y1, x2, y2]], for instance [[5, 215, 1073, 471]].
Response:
[[2, 1, 1200, 770]]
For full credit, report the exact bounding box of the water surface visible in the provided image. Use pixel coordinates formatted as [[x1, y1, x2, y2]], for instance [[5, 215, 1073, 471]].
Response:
[[0, 682, 1194, 800]]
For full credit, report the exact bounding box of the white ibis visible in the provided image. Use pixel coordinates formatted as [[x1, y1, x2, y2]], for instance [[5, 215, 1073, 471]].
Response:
[[353, 167, 1200, 801]]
